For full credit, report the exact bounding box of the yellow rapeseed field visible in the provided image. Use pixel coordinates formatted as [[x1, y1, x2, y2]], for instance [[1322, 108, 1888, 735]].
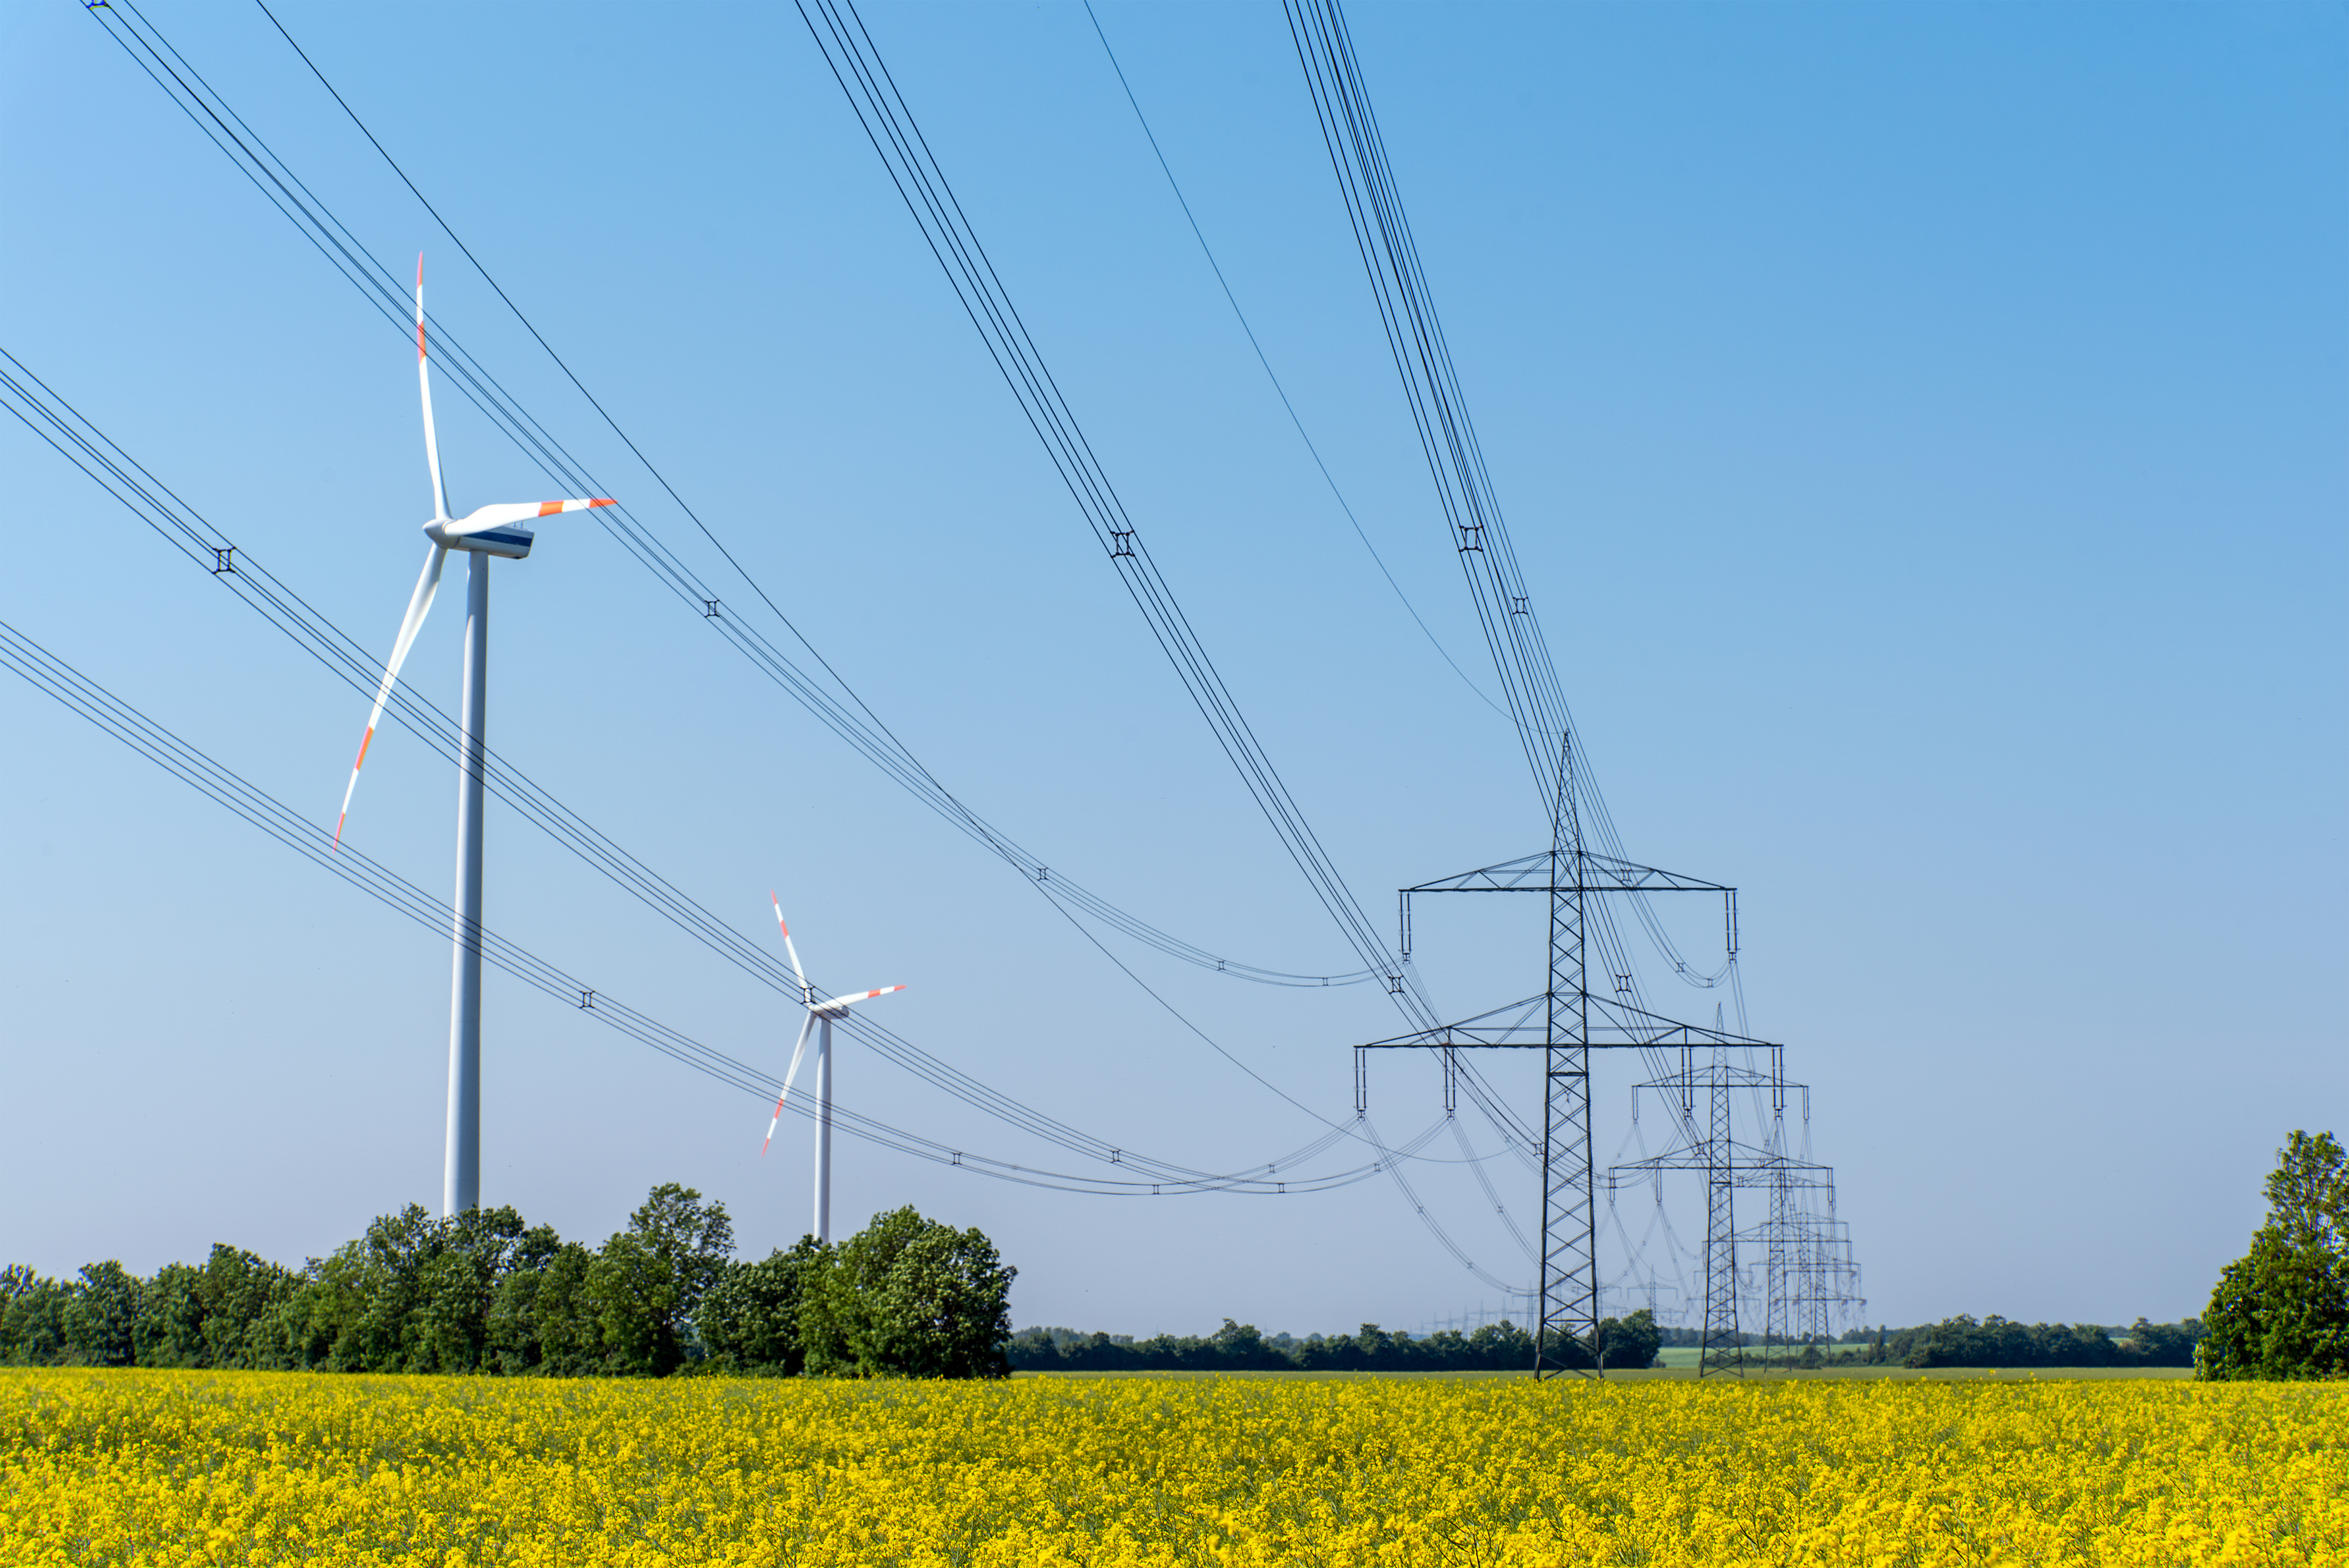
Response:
[[2, 1368, 2342, 1566]]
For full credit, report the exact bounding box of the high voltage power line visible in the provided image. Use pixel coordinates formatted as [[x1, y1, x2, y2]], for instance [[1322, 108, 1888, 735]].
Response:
[[0, 343, 1538, 1290], [1080, 0, 1508, 724], [0, 615, 1455, 1199], [78, 0, 1374, 994], [0, 344, 1516, 1199], [790, 0, 1435, 1026], [1282, 0, 1871, 1366], [1283, 0, 1743, 1034], [55, 0, 1574, 1288], [789, 0, 1549, 1178]]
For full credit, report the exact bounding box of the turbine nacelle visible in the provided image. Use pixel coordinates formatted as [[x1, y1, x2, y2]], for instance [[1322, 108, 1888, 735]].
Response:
[[424, 499, 614, 560]]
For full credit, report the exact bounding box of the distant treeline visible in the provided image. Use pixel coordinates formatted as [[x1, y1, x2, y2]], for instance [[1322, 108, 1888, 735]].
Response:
[[1647, 1316, 2204, 1368], [1009, 1310, 1664, 1372], [1, 1187, 1013, 1380], [1849, 1315, 2204, 1369]]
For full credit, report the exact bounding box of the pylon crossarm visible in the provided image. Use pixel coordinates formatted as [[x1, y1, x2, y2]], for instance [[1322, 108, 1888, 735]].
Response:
[[1404, 850, 1732, 895]]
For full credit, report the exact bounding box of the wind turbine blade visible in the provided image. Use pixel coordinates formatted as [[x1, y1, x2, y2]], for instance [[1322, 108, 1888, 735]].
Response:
[[761, 1011, 818, 1154], [417, 255, 448, 521], [447, 499, 616, 534], [815, 984, 906, 1012], [771, 892, 808, 1003], [335, 543, 447, 847]]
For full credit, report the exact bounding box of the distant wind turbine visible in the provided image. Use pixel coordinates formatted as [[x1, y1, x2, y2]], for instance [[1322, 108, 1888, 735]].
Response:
[[763, 894, 906, 1243], [336, 255, 614, 1217]]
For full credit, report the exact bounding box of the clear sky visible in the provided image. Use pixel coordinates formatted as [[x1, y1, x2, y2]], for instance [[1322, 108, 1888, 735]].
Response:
[[1, 0, 2341, 1339]]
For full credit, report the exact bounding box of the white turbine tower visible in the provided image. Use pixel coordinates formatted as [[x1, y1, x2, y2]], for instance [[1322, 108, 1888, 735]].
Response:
[[336, 256, 614, 1218], [762, 894, 906, 1242]]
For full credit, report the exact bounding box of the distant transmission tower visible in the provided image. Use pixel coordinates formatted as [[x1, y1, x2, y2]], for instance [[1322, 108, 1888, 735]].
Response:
[[1363, 735, 1786, 1377], [1612, 1053, 1865, 1374]]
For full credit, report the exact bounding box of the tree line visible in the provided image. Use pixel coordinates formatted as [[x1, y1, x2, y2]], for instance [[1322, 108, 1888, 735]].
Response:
[[1829, 1316, 2203, 1369], [0, 1186, 1014, 1380], [1009, 1310, 1664, 1372]]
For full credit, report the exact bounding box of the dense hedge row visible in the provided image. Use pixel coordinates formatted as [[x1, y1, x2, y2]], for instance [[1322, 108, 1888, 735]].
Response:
[[1009, 1311, 1663, 1372], [1825, 1315, 2205, 1369]]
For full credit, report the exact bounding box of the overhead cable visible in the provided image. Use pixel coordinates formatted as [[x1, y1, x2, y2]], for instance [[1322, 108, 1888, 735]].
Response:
[[70, 0, 1544, 1272], [1079, 0, 1506, 722], [0, 612, 1444, 1199], [1283, 0, 1739, 1034], [0, 346, 1503, 1195], [80, 0, 1372, 992]]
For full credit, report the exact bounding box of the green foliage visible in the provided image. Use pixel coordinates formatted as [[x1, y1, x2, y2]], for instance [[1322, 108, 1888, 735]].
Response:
[[1593, 1309, 1664, 1372], [2197, 1130, 2349, 1382], [411, 1206, 531, 1374], [801, 1206, 1015, 1379], [2121, 1317, 2201, 1368], [1904, 1315, 2133, 1369], [133, 1261, 209, 1369], [485, 1226, 598, 1376], [697, 1237, 828, 1375], [61, 1262, 141, 1367], [0, 1266, 71, 1367], [1819, 1317, 2201, 1368], [125, 1245, 302, 1370], [1012, 1316, 1566, 1373], [0, 1189, 1016, 1383], [587, 1184, 736, 1377]]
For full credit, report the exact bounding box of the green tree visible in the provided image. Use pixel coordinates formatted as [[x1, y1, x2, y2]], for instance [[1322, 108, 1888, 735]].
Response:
[[410, 1206, 529, 1373], [697, 1237, 828, 1375], [1207, 1318, 1293, 1370], [0, 1267, 71, 1366], [484, 1225, 597, 1376], [587, 1183, 735, 1376], [2197, 1130, 2349, 1381], [307, 1203, 440, 1372], [196, 1245, 299, 1369], [61, 1262, 141, 1367], [1594, 1309, 1663, 1371], [254, 1254, 356, 1372], [802, 1206, 1014, 1379], [135, 1261, 209, 1368], [529, 1241, 603, 1375]]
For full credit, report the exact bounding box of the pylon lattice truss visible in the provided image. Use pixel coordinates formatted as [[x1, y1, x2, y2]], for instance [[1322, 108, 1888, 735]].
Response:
[[1362, 738, 1865, 1378]]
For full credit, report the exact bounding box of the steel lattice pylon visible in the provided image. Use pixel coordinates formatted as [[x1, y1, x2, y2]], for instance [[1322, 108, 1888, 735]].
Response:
[[1612, 1053, 1865, 1374], [1362, 733, 1773, 1378], [1538, 734, 1596, 1372], [1704, 1044, 1744, 1376]]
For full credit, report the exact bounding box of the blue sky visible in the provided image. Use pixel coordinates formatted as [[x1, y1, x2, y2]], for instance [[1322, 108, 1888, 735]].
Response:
[[1, 0, 2341, 1338]]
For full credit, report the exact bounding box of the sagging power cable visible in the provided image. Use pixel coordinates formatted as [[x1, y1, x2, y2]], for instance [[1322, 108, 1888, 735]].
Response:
[[1079, 0, 1505, 722], [1284, 0, 1738, 1034], [79, 0, 1373, 992], [68, 0, 1546, 1276], [791, 0, 1451, 1043], [0, 615, 1442, 1198], [2, 345, 1514, 1193]]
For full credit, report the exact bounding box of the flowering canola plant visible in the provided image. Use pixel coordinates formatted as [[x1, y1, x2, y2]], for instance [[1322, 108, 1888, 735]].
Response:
[[2, 1368, 2343, 1566]]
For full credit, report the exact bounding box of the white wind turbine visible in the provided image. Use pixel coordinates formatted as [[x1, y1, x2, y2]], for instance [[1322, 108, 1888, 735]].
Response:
[[762, 894, 906, 1243], [336, 256, 614, 1218]]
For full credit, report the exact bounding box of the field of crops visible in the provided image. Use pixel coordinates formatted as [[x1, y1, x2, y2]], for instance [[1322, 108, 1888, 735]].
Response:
[[4, 1367, 2343, 1566]]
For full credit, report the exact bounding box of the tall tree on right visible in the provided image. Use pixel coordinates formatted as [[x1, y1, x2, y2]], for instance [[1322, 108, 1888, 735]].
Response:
[[2196, 1130, 2349, 1381]]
